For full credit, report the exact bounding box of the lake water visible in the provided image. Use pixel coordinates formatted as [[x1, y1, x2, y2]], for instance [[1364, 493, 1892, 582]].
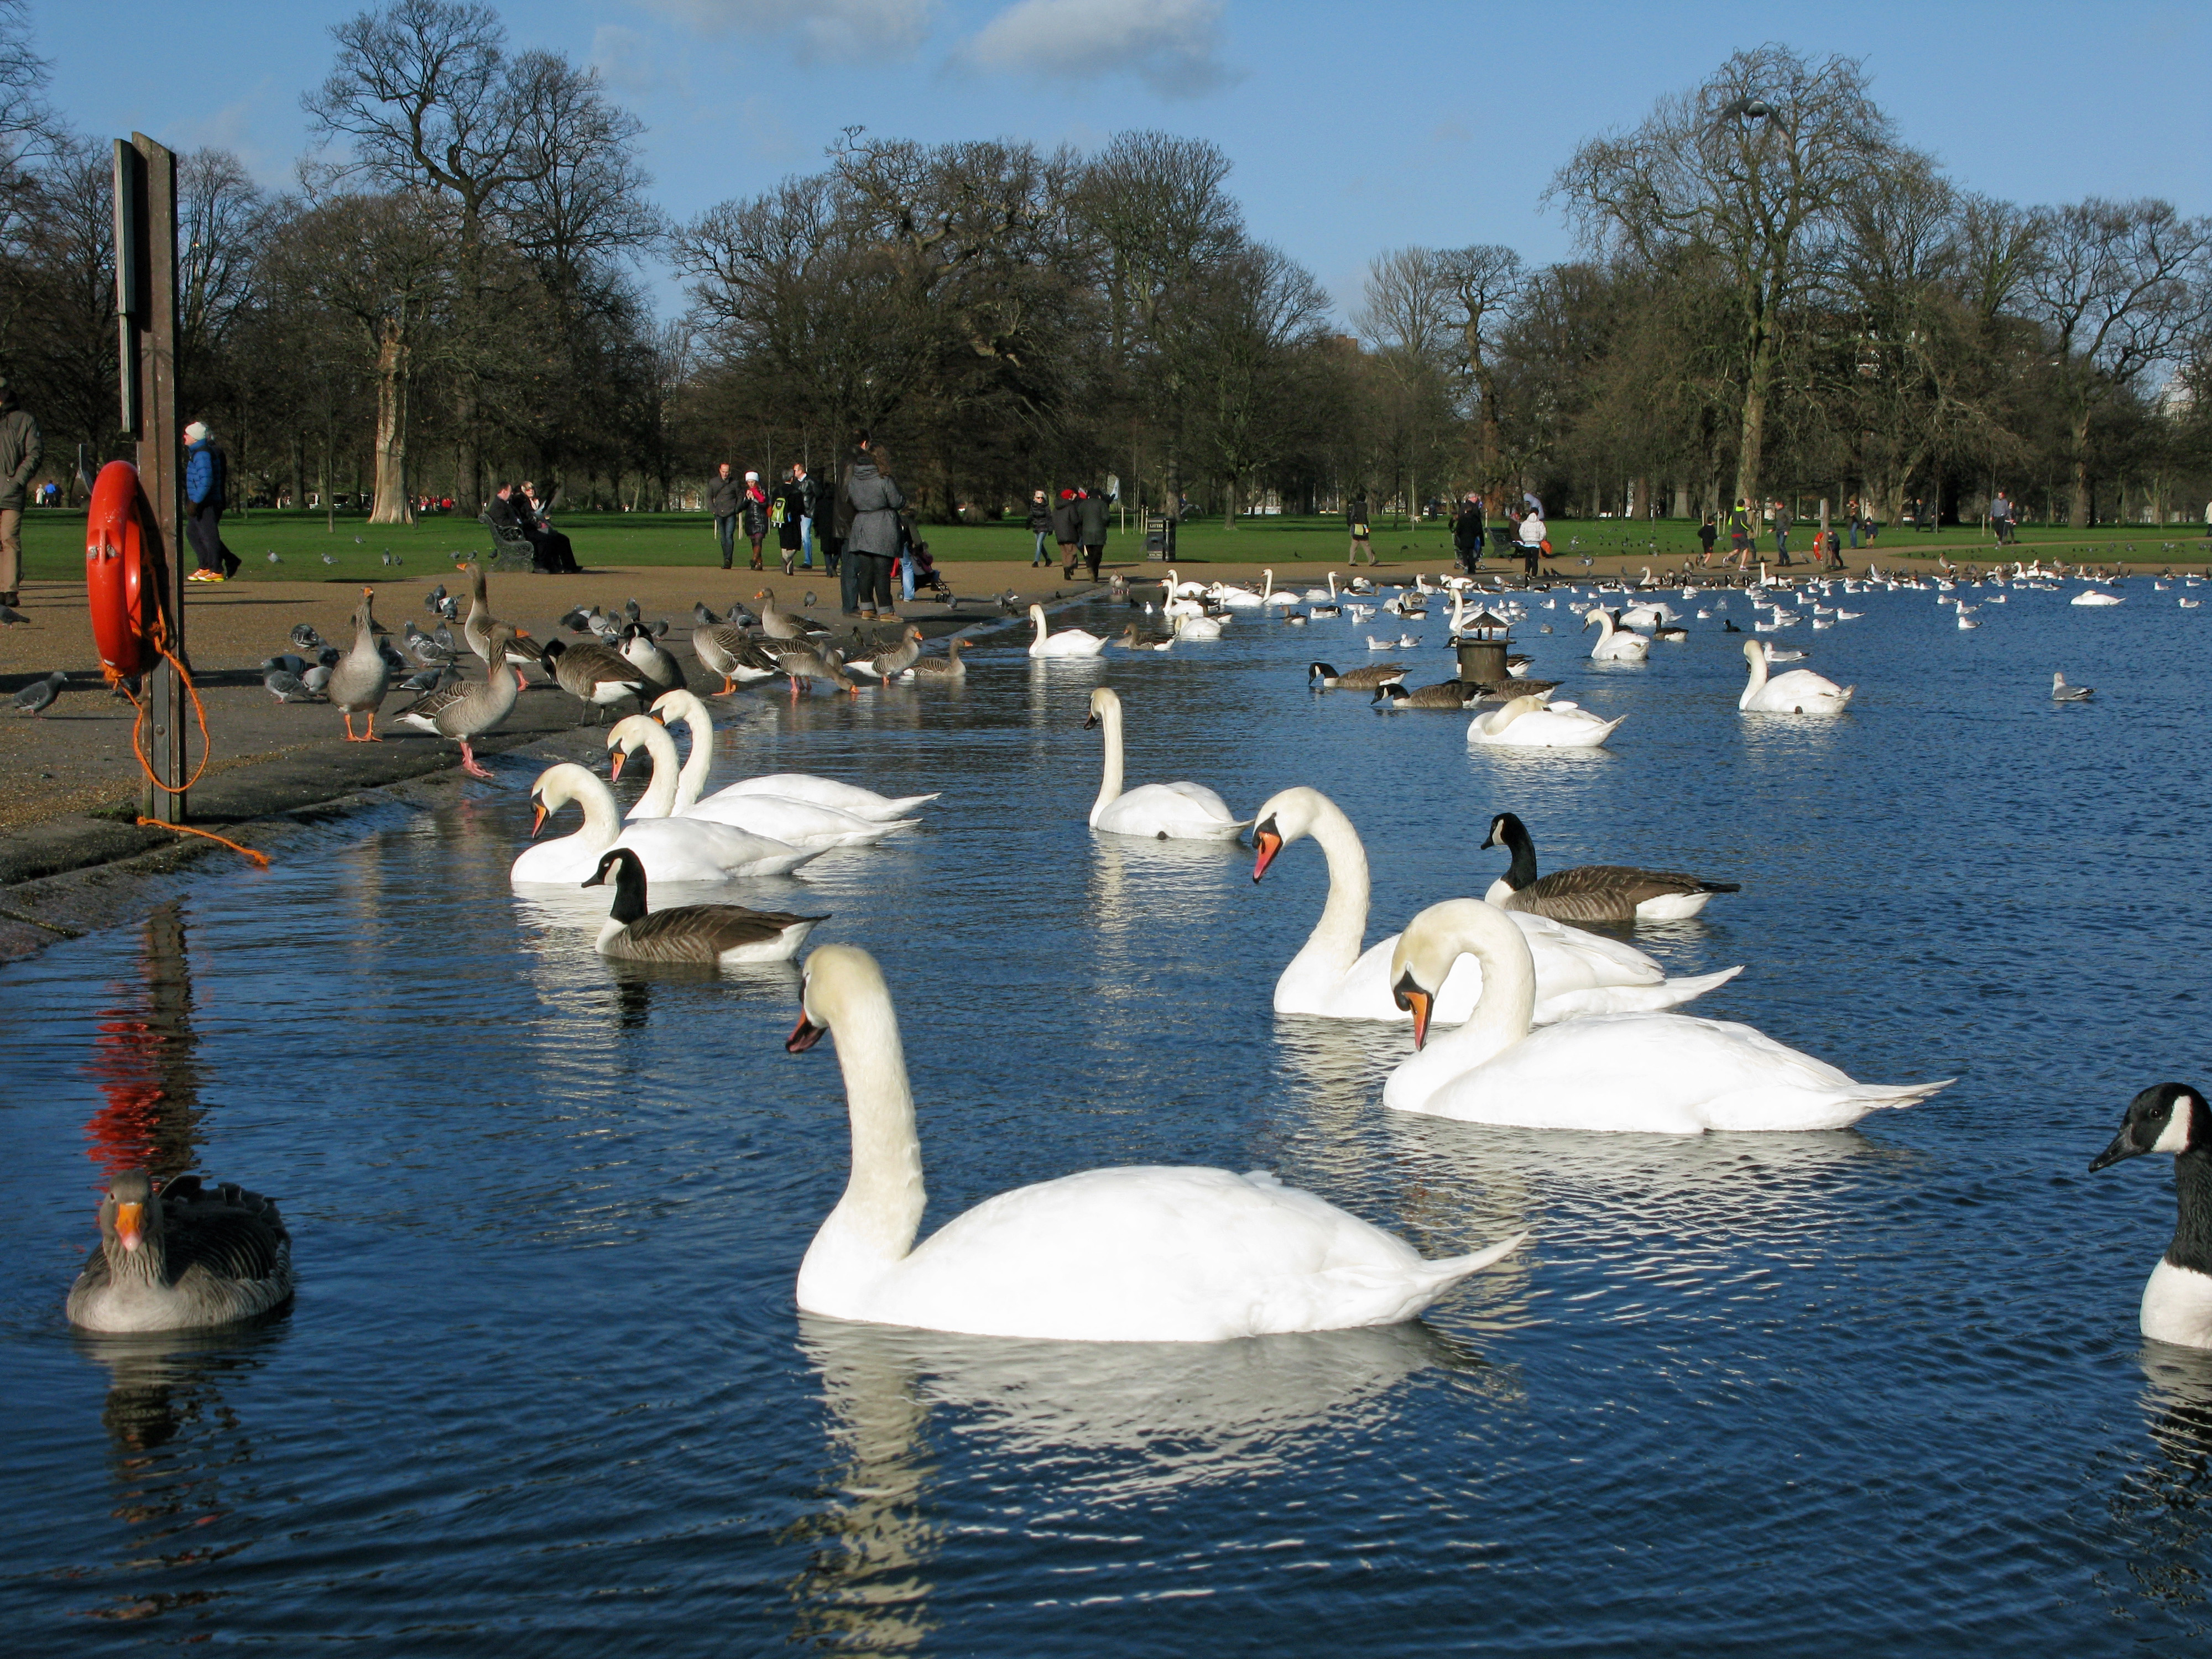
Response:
[[4, 572, 2211, 1654]]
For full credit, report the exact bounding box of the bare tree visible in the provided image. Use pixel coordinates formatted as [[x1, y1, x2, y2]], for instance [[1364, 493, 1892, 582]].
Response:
[[1555, 44, 1896, 512]]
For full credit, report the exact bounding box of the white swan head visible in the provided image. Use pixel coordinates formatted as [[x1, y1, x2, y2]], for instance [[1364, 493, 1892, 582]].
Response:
[[1082, 685, 1121, 730], [786, 942, 883, 1054], [529, 761, 603, 836], [1474, 693, 1550, 736], [1249, 785, 1333, 879], [1387, 899, 1533, 1047], [605, 712, 675, 782], [653, 687, 708, 726]]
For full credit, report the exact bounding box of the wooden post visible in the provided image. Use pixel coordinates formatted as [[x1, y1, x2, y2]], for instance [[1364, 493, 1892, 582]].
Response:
[[117, 134, 184, 822]]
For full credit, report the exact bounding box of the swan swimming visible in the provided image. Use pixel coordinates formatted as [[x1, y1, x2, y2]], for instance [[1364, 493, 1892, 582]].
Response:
[[1083, 687, 1247, 841], [1738, 639, 1852, 714]]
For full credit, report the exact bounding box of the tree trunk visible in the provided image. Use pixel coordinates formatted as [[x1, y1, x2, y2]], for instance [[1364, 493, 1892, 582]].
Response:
[[1733, 331, 1772, 513], [369, 322, 413, 525], [2069, 409, 2093, 528]]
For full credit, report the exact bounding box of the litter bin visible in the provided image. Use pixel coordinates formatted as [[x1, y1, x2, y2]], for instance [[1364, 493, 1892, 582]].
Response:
[[1453, 610, 1511, 686], [1144, 513, 1176, 560]]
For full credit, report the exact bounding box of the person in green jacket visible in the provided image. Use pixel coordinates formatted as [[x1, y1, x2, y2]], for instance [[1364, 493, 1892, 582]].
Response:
[[0, 379, 42, 607]]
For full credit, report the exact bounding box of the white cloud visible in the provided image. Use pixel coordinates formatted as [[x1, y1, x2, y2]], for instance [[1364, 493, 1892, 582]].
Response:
[[635, 0, 936, 62], [966, 0, 1236, 98], [591, 25, 666, 97]]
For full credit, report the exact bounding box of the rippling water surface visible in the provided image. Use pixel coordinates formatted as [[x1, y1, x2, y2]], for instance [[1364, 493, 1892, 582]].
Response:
[[6, 577, 2212, 1653]]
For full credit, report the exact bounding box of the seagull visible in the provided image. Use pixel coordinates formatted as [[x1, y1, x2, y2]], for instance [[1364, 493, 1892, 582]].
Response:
[[10, 670, 65, 716], [2051, 672, 2093, 701]]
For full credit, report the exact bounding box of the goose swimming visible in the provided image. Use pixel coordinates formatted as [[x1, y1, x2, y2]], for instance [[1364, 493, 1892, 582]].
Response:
[[66, 1171, 294, 1332], [2091, 1083, 2212, 1348], [582, 848, 825, 966], [1482, 812, 1738, 922]]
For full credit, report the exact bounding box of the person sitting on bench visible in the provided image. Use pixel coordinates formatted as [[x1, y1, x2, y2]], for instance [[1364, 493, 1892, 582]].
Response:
[[488, 481, 577, 572]]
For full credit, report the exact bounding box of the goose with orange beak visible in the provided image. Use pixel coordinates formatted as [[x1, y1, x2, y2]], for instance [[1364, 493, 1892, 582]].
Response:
[[66, 1170, 295, 1332]]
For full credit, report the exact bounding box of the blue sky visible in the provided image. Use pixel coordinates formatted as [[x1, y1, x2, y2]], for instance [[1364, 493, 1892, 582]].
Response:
[[32, 0, 2212, 324]]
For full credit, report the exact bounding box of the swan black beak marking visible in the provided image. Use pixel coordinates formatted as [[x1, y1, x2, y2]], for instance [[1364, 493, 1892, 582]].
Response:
[[786, 1013, 826, 1054], [1393, 972, 1431, 1048], [1082, 712, 1099, 730], [2090, 1128, 2146, 1172], [529, 802, 547, 838], [1251, 821, 1282, 881]]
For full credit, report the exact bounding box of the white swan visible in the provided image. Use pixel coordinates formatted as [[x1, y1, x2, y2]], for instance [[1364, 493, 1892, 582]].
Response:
[[654, 692, 938, 822], [609, 717, 910, 848], [1260, 568, 1300, 608], [1249, 787, 1741, 1025], [1301, 571, 1340, 604], [2071, 591, 2122, 607], [1583, 609, 1651, 661], [1381, 900, 1952, 1131], [1029, 603, 1107, 658], [1739, 639, 1853, 714], [1084, 687, 1248, 841], [1162, 567, 1208, 598], [1212, 578, 1267, 609], [1467, 693, 1623, 750], [1173, 612, 1226, 641], [513, 763, 821, 886], [787, 943, 1525, 1340]]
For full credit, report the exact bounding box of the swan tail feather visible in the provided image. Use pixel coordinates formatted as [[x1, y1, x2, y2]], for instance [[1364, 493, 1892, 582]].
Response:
[[1848, 1077, 1954, 1112], [1419, 1232, 1527, 1288]]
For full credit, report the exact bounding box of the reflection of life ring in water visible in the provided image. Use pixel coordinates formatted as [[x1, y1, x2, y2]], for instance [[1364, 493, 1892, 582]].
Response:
[[86, 460, 157, 679]]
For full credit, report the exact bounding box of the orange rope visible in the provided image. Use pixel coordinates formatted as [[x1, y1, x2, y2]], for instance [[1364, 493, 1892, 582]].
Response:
[[103, 602, 270, 868], [133, 818, 270, 868]]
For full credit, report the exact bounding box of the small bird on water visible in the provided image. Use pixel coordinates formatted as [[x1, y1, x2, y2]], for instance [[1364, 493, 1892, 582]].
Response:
[[11, 670, 66, 716], [2052, 671, 2094, 701]]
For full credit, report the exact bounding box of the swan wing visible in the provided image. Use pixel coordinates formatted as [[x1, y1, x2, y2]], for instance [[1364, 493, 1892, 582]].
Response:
[[1095, 784, 1248, 839]]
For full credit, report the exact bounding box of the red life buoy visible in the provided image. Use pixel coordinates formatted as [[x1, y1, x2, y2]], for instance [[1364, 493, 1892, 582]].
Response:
[[86, 460, 155, 678]]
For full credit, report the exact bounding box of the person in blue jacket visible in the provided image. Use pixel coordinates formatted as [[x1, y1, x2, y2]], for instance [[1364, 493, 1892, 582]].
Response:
[[182, 419, 239, 582]]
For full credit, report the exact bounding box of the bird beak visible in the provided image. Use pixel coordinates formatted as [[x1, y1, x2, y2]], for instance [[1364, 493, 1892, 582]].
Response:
[[786, 1012, 826, 1054], [1251, 823, 1283, 882], [529, 802, 547, 838], [608, 752, 627, 782], [2090, 1127, 2147, 1172], [1081, 712, 1099, 730], [1394, 972, 1432, 1048], [114, 1201, 143, 1252]]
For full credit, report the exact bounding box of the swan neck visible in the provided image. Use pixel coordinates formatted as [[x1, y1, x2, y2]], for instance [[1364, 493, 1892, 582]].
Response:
[[1091, 700, 1125, 821], [575, 773, 623, 850], [671, 706, 712, 812], [1300, 798, 1371, 970], [635, 724, 681, 817], [1426, 921, 1537, 1070], [811, 988, 927, 1277]]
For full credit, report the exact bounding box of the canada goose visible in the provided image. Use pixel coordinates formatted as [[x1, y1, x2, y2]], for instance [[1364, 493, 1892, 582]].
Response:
[[582, 848, 825, 966], [619, 622, 684, 698], [1309, 660, 1408, 690], [66, 1170, 294, 1332], [2051, 671, 2094, 701], [2090, 1083, 2212, 1348], [540, 637, 649, 719], [1482, 811, 1739, 924], [1373, 681, 1475, 709], [328, 587, 392, 740]]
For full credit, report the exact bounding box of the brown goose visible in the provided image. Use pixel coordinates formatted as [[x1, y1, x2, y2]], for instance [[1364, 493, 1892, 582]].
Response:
[[1117, 623, 1174, 651], [397, 620, 526, 778], [1309, 660, 1408, 690], [1373, 680, 1476, 709], [899, 636, 967, 680], [583, 847, 826, 965], [754, 589, 828, 641], [462, 561, 494, 662], [766, 639, 857, 697], [847, 624, 924, 680], [328, 587, 392, 742], [693, 622, 779, 693], [539, 637, 649, 719], [66, 1170, 294, 1332], [1482, 811, 1740, 924]]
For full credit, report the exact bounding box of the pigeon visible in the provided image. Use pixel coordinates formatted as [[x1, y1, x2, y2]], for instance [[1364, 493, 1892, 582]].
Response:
[[260, 654, 310, 676], [0, 602, 28, 625], [692, 602, 724, 627], [10, 670, 65, 716], [397, 664, 454, 695], [801, 591, 817, 608], [560, 606, 597, 634], [321, 552, 337, 566], [426, 583, 448, 613], [432, 624, 457, 653], [290, 624, 326, 651], [353, 535, 364, 545], [623, 598, 643, 624], [265, 550, 281, 564], [435, 595, 458, 622], [263, 669, 318, 702], [301, 663, 333, 695]]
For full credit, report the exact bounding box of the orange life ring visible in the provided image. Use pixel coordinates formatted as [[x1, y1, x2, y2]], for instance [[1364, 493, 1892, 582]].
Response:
[[86, 460, 155, 678]]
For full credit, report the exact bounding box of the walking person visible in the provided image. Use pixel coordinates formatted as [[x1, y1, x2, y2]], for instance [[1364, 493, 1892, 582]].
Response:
[[182, 419, 239, 582], [0, 378, 41, 607], [775, 468, 806, 575], [1051, 488, 1081, 579], [1845, 495, 1861, 551], [1725, 498, 1752, 568], [1347, 494, 1376, 566], [1076, 484, 1109, 582], [1515, 503, 1546, 583], [1772, 499, 1793, 566], [707, 462, 742, 571], [791, 461, 819, 570], [842, 435, 903, 621], [1026, 488, 1051, 566], [741, 472, 770, 571], [1991, 488, 2016, 547], [1452, 493, 1485, 575], [1697, 515, 1717, 566]]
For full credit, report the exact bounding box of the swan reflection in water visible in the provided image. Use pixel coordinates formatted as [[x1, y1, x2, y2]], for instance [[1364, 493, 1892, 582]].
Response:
[[786, 1314, 1518, 1647]]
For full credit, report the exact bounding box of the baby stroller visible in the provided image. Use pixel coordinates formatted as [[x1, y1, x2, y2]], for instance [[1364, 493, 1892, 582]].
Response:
[[901, 540, 953, 602]]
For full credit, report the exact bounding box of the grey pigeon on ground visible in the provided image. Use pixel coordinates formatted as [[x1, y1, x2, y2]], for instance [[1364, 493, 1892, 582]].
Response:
[[322, 552, 336, 566], [301, 664, 333, 695], [290, 624, 326, 651], [426, 583, 447, 612], [10, 670, 65, 716], [265, 550, 281, 564], [623, 598, 643, 624], [263, 670, 318, 702], [260, 654, 310, 676], [0, 602, 28, 625]]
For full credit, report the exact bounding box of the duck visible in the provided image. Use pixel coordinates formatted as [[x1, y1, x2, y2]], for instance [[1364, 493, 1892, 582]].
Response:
[[513, 763, 821, 885], [654, 691, 938, 822], [1029, 603, 1107, 657], [66, 1170, 294, 1332], [1738, 639, 1853, 713], [2052, 671, 2093, 701], [1083, 687, 1247, 841], [539, 637, 649, 719], [1482, 811, 1738, 922], [1373, 681, 1475, 709], [1583, 608, 1652, 661], [785, 943, 1525, 1340], [609, 716, 911, 847], [327, 587, 391, 742], [899, 637, 969, 679], [582, 848, 825, 966], [2090, 1083, 2212, 1348], [1380, 899, 1953, 1131], [395, 621, 528, 778], [1250, 787, 1743, 1025], [1467, 694, 1623, 749]]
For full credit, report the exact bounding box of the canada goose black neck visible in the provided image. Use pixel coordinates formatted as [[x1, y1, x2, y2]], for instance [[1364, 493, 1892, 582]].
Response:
[[2174, 1148, 2212, 1276], [2094, 1083, 2212, 1275], [587, 848, 651, 926], [1484, 813, 1538, 891]]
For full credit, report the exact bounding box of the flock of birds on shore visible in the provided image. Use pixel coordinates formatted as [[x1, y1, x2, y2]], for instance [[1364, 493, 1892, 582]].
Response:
[[59, 553, 2212, 1357]]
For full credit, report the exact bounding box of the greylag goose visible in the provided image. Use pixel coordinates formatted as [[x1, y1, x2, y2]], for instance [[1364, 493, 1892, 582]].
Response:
[[847, 624, 924, 680], [693, 621, 778, 693], [583, 847, 826, 965], [1373, 681, 1475, 709], [1116, 623, 1174, 651], [1309, 661, 1408, 690], [462, 561, 494, 662], [397, 620, 527, 779], [66, 1170, 294, 1332], [899, 637, 968, 679], [754, 589, 827, 640], [539, 637, 649, 719], [328, 587, 392, 741], [1482, 811, 1739, 924], [619, 620, 684, 698], [767, 639, 857, 697]]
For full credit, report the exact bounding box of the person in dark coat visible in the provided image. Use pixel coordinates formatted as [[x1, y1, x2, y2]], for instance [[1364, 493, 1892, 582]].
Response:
[[182, 420, 239, 581], [740, 472, 770, 570], [511, 481, 579, 572], [1026, 488, 1051, 567], [1347, 495, 1376, 566], [791, 462, 820, 569], [1452, 493, 1485, 575], [776, 467, 806, 575], [706, 462, 743, 570], [841, 436, 904, 620], [1076, 487, 1110, 581], [1050, 488, 1081, 578], [0, 377, 40, 607]]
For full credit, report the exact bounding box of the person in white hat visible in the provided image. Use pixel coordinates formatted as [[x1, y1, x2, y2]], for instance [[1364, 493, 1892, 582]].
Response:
[[183, 419, 238, 582], [741, 469, 769, 571]]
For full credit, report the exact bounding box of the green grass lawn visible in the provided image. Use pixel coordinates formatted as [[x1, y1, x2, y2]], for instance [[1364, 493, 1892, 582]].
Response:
[[23, 507, 2210, 585]]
